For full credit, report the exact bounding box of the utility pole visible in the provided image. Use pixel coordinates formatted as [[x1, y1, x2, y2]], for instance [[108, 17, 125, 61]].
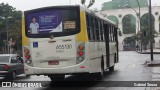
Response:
[[135, 0, 142, 52], [149, 0, 153, 61], [6, 20, 9, 54]]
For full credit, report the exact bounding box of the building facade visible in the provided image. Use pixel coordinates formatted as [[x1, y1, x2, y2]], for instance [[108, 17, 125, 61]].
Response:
[[102, 0, 148, 11], [98, 6, 160, 51]]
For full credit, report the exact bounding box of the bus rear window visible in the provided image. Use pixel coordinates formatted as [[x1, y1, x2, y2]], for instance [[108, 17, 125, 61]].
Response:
[[24, 6, 80, 38]]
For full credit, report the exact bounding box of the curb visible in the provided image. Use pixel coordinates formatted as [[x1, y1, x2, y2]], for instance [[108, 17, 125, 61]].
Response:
[[146, 60, 160, 67], [148, 63, 160, 67], [136, 51, 160, 54]]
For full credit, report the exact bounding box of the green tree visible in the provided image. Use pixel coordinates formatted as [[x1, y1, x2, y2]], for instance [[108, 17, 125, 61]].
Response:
[[81, 0, 95, 8], [81, 0, 86, 5], [133, 13, 157, 50], [140, 13, 156, 45], [0, 3, 22, 52]]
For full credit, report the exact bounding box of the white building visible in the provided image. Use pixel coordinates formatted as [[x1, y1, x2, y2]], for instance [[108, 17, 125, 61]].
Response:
[[98, 6, 160, 51]]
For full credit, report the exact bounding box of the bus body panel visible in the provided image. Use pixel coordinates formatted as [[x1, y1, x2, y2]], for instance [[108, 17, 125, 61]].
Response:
[[25, 56, 90, 75], [29, 35, 77, 68], [23, 9, 90, 75], [87, 42, 106, 73], [24, 64, 34, 75], [109, 42, 117, 67]]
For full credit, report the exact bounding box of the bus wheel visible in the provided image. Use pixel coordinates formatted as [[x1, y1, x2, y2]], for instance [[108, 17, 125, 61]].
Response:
[[114, 53, 117, 63], [109, 66, 114, 72], [26, 75, 31, 78], [50, 75, 65, 81]]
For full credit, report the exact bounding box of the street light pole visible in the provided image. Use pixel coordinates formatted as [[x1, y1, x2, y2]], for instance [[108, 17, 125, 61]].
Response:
[[149, 0, 154, 61], [135, 0, 141, 32], [135, 0, 141, 21], [6, 20, 9, 54], [135, 0, 142, 52]]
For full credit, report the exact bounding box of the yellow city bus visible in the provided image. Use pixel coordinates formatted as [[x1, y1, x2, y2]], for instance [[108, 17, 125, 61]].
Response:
[[22, 5, 119, 81]]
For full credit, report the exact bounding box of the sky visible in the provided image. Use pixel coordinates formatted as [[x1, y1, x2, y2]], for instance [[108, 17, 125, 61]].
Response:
[[0, 0, 160, 11]]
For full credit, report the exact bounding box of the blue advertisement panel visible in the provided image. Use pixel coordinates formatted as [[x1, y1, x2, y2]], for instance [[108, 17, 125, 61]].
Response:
[[26, 10, 62, 34]]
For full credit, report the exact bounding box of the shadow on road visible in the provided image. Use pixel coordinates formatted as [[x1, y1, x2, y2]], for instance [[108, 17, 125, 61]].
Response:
[[0, 70, 119, 89], [0, 74, 31, 87], [43, 70, 118, 88]]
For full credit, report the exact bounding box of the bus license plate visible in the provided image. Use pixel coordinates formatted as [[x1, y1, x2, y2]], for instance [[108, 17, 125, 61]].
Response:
[[48, 61, 59, 65]]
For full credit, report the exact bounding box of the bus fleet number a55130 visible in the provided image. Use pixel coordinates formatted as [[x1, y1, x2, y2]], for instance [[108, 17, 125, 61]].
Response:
[[56, 44, 72, 50]]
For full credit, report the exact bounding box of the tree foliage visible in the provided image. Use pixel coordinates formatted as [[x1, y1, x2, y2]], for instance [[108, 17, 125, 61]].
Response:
[[133, 13, 157, 48], [81, 0, 95, 8], [0, 3, 22, 50], [81, 0, 86, 5], [140, 13, 156, 44], [0, 3, 22, 37]]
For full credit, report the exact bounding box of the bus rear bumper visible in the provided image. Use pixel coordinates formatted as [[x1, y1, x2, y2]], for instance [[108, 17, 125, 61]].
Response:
[[24, 64, 89, 75]]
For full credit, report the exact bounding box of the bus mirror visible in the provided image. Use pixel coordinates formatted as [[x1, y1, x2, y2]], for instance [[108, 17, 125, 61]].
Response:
[[117, 28, 122, 36]]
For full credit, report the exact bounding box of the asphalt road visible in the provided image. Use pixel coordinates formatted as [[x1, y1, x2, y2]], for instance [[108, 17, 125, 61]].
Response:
[[0, 51, 160, 90]]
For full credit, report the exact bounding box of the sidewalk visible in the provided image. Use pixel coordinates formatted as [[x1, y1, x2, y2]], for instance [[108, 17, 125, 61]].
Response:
[[147, 60, 160, 67], [136, 49, 160, 54], [141, 49, 160, 67]]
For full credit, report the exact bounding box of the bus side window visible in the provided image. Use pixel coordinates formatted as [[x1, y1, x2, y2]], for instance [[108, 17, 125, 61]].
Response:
[[112, 26, 115, 42], [86, 13, 91, 40], [95, 18, 100, 42], [92, 17, 97, 41], [110, 26, 113, 42], [86, 13, 94, 42], [109, 25, 113, 42], [90, 15, 94, 41], [98, 20, 102, 42], [101, 21, 105, 42], [112, 27, 115, 42], [113, 27, 116, 42], [100, 21, 103, 41]]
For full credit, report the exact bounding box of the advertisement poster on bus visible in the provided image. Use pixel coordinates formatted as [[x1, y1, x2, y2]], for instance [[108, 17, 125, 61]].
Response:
[[25, 10, 62, 34]]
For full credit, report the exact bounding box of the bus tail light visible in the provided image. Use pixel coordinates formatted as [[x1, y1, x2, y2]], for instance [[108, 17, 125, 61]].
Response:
[[25, 55, 31, 59], [77, 43, 85, 64], [78, 51, 84, 56], [24, 48, 33, 66], [78, 45, 84, 50]]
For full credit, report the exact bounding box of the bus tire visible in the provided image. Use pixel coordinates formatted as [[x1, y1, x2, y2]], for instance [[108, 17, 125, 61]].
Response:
[[26, 75, 31, 78], [109, 66, 114, 72], [114, 53, 117, 63], [50, 75, 65, 81], [101, 56, 105, 75]]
